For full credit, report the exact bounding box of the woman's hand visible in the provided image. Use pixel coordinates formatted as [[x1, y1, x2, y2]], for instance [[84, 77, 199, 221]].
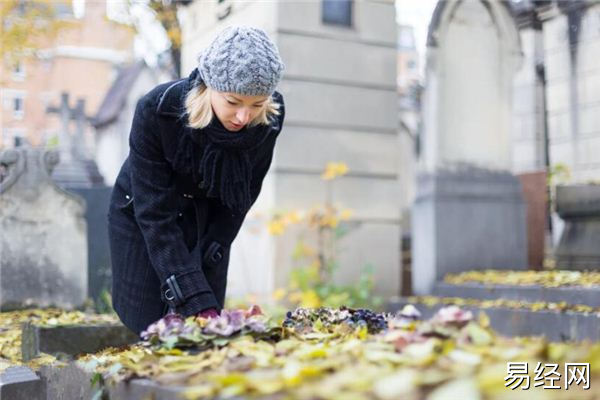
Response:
[[196, 308, 219, 319]]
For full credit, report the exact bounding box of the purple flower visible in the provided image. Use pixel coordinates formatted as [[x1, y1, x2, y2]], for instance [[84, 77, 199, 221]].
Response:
[[226, 310, 245, 331], [245, 305, 263, 317], [140, 312, 185, 341], [244, 317, 267, 333], [204, 315, 237, 336]]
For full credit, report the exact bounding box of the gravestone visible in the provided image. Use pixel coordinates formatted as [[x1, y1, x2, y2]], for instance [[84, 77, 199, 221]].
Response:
[[387, 298, 600, 341], [412, 1, 527, 295], [69, 186, 113, 307], [21, 322, 139, 361], [47, 93, 113, 307], [0, 146, 87, 310], [38, 363, 187, 400], [554, 184, 600, 270], [0, 366, 43, 400], [47, 93, 104, 188]]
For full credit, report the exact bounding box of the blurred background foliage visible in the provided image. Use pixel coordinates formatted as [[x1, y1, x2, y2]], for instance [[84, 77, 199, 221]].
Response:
[[257, 162, 383, 318]]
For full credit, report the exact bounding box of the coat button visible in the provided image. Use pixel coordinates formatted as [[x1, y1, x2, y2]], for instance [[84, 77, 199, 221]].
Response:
[[211, 250, 223, 263]]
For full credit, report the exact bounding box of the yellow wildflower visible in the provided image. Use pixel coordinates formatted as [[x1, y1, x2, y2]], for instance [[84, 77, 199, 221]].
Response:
[[285, 210, 303, 224], [288, 291, 303, 304], [268, 219, 286, 236], [300, 290, 321, 308], [334, 162, 349, 176], [272, 288, 287, 302], [321, 162, 349, 180], [339, 209, 353, 220], [320, 215, 339, 228]]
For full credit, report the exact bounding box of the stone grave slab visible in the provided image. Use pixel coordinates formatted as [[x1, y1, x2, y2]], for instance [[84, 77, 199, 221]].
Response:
[[21, 323, 139, 361], [107, 378, 189, 400], [433, 282, 600, 307], [39, 361, 192, 400], [38, 361, 95, 400], [387, 298, 600, 341], [0, 365, 43, 400]]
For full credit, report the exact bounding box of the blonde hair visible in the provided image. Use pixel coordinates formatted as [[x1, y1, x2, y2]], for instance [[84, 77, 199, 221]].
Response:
[[184, 83, 281, 129]]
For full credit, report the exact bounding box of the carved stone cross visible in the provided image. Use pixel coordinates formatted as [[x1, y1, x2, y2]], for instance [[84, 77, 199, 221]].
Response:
[[46, 92, 90, 162], [46, 92, 104, 188]]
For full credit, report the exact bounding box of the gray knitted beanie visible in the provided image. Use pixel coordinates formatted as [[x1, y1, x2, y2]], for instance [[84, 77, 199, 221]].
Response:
[[197, 26, 284, 96]]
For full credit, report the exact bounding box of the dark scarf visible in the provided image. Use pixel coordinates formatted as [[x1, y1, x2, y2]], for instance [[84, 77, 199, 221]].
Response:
[[173, 69, 273, 213]]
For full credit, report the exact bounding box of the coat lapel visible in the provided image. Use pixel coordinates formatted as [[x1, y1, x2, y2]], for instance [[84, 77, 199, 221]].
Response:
[[156, 79, 187, 117]]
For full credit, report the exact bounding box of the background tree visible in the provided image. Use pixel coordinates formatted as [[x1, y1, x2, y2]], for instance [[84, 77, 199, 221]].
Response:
[[125, 0, 190, 78], [0, 0, 78, 66], [147, 0, 188, 77]]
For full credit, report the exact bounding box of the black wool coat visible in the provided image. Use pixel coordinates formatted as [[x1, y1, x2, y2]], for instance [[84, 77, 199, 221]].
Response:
[[107, 71, 285, 335]]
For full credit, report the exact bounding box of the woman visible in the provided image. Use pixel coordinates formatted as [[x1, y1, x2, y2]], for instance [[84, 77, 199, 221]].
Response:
[[107, 26, 285, 336]]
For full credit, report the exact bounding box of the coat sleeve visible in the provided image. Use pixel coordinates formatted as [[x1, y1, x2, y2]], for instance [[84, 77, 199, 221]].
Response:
[[127, 94, 220, 316], [203, 94, 286, 246]]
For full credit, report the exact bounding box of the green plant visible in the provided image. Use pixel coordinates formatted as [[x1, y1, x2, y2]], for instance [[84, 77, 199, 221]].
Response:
[[268, 162, 382, 310], [546, 162, 572, 215], [547, 162, 571, 187], [94, 289, 115, 315]]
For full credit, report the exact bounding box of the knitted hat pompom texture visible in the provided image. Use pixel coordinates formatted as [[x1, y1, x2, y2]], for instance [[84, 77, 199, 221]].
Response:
[[197, 26, 285, 96]]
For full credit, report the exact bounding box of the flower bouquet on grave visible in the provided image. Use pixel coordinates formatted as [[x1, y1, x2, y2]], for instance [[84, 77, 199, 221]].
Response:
[[140, 305, 281, 350]]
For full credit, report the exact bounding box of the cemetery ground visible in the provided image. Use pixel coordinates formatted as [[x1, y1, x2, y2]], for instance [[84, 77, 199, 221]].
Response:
[[1, 152, 599, 399], [1, 269, 599, 400]]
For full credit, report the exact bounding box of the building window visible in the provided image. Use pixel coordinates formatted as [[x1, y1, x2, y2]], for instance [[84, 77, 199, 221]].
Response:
[[2, 128, 26, 148], [12, 60, 25, 81], [322, 0, 353, 27], [13, 97, 24, 120]]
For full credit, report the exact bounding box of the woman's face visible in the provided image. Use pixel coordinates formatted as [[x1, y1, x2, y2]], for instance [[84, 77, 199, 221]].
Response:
[[210, 90, 269, 132]]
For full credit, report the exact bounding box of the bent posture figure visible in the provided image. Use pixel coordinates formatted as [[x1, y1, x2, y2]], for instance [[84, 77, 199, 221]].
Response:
[[108, 26, 285, 335]]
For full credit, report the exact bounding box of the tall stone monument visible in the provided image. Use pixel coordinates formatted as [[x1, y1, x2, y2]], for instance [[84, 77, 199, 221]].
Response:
[[47, 93, 104, 188], [0, 147, 88, 310], [47, 92, 112, 306], [413, 0, 528, 294]]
